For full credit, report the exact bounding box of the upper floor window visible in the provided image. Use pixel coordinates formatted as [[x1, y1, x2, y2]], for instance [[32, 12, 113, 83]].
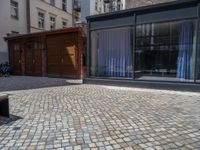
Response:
[[38, 12, 45, 29], [50, 16, 56, 30], [95, 0, 98, 11], [62, 20, 68, 28], [62, 0, 67, 11], [50, 0, 55, 6], [10, 0, 18, 19]]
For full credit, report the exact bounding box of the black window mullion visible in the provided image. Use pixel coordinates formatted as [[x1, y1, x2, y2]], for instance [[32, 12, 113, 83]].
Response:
[[194, 4, 200, 83], [132, 14, 136, 80]]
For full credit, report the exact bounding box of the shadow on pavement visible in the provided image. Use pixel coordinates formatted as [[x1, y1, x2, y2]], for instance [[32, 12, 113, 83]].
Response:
[[0, 76, 82, 92], [0, 115, 22, 126]]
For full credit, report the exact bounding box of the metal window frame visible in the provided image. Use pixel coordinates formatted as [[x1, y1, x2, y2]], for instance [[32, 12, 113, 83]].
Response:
[[136, 7, 197, 25], [87, 1, 200, 84], [194, 4, 200, 83]]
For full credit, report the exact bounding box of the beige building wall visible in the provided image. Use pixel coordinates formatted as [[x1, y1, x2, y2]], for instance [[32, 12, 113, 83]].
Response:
[[29, 0, 73, 33], [0, 0, 27, 63], [80, 0, 104, 23]]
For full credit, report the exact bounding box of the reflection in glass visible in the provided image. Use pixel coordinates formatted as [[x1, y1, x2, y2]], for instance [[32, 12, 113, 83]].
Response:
[[135, 20, 197, 82]]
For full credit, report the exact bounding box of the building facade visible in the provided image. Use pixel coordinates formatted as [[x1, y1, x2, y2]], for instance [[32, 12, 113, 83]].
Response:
[[103, 0, 125, 12], [0, 0, 27, 63], [28, 0, 73, 33], [0, 0, 73, 64], [73, 0, 81, 24], [87, 0, 200, 87], [79, 0, 126, 23], [79, 0, 175, 23], [80, 0, 101, 23]]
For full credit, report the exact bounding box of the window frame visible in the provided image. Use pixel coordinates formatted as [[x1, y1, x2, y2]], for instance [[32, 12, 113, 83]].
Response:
[[62, 0, 67, 12], [10, 0, 19, 19], [38, 11, 45, 30], [95, 0, 98, 11], [62, 20, 68, 28], [49, 16, 56, 30], [50, 0, 55, 6]]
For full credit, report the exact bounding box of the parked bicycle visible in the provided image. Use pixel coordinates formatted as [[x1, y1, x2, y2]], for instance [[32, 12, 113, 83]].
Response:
[[0, 62, 12, 77]]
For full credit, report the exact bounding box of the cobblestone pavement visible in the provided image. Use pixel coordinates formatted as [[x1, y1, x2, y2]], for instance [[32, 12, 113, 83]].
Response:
[[0, 84, 200, 150], [0, 76, 82, 92]]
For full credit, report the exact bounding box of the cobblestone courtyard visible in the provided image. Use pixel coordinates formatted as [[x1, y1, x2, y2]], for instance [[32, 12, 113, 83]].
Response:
[[0, 77, 200, 150]]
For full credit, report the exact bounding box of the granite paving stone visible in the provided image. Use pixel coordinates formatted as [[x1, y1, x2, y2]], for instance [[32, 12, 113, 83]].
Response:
[[0, 77, 200, 149]]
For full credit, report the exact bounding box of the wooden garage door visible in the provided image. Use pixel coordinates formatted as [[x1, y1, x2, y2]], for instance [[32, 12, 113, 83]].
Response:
[[10, 43, 22, 75], [34, 49, 42, 75], [25, 42, 42, 76], [25, 48, 33, 75], [47, 34, 77, 77], [46, 36, 62, 76], [62, 41, 77, 77]]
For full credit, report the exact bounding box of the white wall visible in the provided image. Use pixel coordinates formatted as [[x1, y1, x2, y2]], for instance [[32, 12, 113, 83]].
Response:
[[90, 0, 100, 15], [10, 0, 27, 34], [0, 0, 27, 63], [80, 0, 90, 23], [81, 0, 101, 23], [30, 0, 73, 33]]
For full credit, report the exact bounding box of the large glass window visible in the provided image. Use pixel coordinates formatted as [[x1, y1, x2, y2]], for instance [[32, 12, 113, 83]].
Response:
[[135, 20, 197, 82], [90, 27, 133, 78]]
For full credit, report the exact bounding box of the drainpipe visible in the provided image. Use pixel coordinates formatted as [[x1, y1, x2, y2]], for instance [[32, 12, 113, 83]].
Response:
[[26, 0, 30, 33], [72, 0, 75, 27]]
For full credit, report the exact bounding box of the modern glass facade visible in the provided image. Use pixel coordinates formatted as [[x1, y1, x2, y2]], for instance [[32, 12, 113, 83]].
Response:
[[88, 0, 200, 84], [135, 20, 197, 82], [90, 27, 133, 78]]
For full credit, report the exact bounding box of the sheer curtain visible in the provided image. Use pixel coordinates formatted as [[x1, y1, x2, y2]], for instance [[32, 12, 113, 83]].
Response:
[[97, 28, 132, 78], [177, 21, 194, 80]]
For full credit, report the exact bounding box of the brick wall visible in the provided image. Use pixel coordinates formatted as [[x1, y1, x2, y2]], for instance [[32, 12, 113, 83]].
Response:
[[125, 0, 176, 9]]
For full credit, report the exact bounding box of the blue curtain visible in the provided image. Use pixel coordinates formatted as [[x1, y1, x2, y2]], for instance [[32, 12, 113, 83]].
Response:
[[97, 28, 132, 78], [177, 22, 194, 80]]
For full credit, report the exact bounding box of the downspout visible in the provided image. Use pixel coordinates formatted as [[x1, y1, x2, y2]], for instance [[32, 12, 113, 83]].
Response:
[[72, 0, 75, 27], [26, 0, 30, 33]]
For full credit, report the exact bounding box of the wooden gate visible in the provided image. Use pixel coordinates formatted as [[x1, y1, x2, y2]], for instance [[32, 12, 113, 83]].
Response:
[[46, 34, 77, 77], [7, 27, 85, 78], [25, 41, 42, 76], [9, 42, 22, 75]]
